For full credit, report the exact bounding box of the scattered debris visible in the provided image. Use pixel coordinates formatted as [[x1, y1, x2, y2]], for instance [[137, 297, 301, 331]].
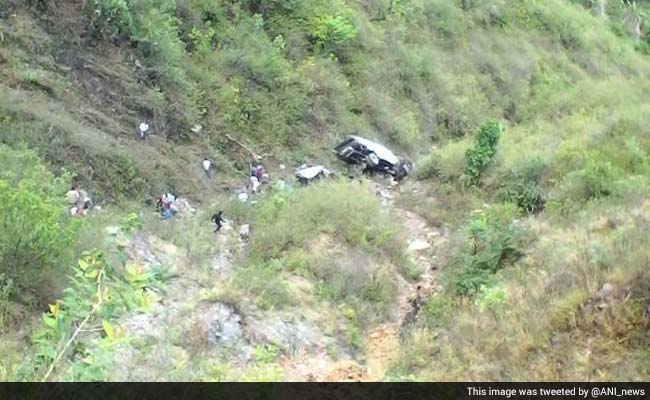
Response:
[[295, 164, 332, 186]]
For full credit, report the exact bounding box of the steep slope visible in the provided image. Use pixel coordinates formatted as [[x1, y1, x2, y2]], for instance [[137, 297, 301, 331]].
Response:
[[2, 0, 650, 382]]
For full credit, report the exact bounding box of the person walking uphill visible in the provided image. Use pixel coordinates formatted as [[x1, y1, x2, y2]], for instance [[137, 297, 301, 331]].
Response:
[[211, 210, 224, 232]]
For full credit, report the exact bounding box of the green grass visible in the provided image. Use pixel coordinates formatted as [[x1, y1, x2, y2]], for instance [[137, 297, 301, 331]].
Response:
[[228, 180, 405, 327]]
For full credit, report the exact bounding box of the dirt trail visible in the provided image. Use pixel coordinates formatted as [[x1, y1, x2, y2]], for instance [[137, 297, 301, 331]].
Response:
[[361, 196, 445, 381]]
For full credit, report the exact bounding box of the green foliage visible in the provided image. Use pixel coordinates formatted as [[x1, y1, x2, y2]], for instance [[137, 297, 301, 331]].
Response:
[[346, 323, 363, 350], [451, 204, 528, 296], [90, 0, 136, 41], [252, 344, 279, 364], [561, 157, 620, 201], [549, 155, 623, 215], [464, 120, 503, 186], [420, 295, 453, 328], [474, 284, 509, 313], [233, 181, 404, 325], [0, 274, 15, 332], [231, 261, 291, 310], [104, 155, 147, 200], [417, 140, 471, 181], [313, 13, 358, 51], [120, 213, 142, 233], [246, 181, 403, 262], [496, 158, 547, 214], [0, 145, 78, 301], [27, 218, 168, 380]]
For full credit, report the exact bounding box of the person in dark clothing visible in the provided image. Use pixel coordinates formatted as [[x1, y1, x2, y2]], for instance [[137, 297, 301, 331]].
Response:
[[211, 210, 224, 232]]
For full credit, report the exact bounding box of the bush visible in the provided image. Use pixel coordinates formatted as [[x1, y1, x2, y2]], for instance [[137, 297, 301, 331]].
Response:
[[464, 119, 503, 186], [417, 139, 471, 181], [554, 156, 621, 204], [474, 284, 509, 313], [0, 145, 78, 302], [450, 203, 528, 296], [496, 158, 547, 214], [312, 13, 357, 52], [90, 0, 136, 42]]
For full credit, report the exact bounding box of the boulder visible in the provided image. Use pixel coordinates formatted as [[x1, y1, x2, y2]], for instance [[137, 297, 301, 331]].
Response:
[[188, 302, 245, 347]]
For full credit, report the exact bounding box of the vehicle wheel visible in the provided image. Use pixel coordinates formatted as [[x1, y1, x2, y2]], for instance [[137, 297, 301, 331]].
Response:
[[366, 152, 379, 167]]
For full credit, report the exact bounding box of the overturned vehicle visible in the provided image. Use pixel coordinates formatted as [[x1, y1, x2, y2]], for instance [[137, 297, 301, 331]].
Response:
[[295, 164, 332, 186], [334, 135, 412, 180]]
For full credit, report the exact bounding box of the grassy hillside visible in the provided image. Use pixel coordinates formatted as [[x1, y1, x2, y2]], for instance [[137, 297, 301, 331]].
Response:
[[1, 0, 650, 381]]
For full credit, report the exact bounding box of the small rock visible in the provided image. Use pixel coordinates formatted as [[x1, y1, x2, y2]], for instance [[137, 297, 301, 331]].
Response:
[[408, 240, 430, 252], [239, 224, 250, 241], [378, 190, 393, 199]]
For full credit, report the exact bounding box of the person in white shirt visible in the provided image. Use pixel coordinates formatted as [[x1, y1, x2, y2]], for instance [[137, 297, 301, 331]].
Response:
[[203, 158, 212, 178], [250, 175, 260, 193], [139, 122, 150, 140], [66, 186, 80, 205]]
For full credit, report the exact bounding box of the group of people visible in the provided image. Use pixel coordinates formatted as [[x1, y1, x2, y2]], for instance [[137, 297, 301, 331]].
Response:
[[66, 186, 93, 217], [249, 163, 269, 193], [156, 192, 179, 219]]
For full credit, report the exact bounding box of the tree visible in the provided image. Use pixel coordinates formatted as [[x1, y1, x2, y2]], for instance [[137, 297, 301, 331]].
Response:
[[0, 145, 78, 301]]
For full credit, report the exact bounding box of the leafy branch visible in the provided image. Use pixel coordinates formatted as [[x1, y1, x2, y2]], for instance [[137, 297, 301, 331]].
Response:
[[42, 259, 105, 382]]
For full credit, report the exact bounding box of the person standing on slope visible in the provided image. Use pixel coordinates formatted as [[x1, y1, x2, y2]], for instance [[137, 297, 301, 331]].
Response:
[[66, 186, 80, 206], [139, 121, 150, 141], [249, 164, 260, 193]]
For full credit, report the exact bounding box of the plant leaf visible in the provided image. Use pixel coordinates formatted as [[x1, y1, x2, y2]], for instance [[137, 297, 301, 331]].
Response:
[[102, 319, 114, 341]]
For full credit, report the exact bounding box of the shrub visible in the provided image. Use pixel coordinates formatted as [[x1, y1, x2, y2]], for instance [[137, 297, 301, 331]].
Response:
[[496, 158, 547, 214], [312, 13, 357, 52], [0, 145, 78, 302], [420, 295, 454, 328], [450, 203, 528, 296], [464, 119, 503, 186], [417, 139, 471, 181], [555, 156, 621, 204], [89, 0, 136, 41], [474, 284, 509, 313]]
